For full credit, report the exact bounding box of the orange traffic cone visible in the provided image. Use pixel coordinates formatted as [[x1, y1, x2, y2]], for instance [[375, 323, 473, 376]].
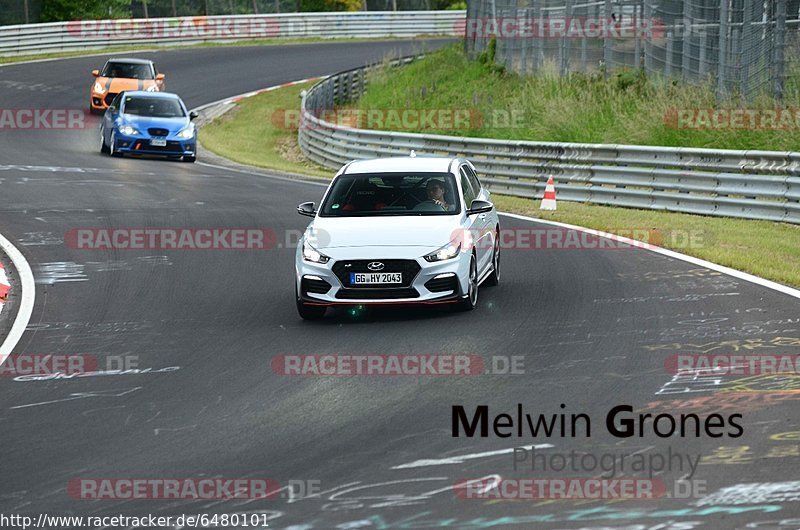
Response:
[[540, 176, 557, 210]]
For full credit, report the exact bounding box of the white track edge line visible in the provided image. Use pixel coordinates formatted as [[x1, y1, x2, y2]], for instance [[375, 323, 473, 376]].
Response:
[[192, 75, 327, 112], [499, 211, 800, 301], [0, 231, 36, 365]]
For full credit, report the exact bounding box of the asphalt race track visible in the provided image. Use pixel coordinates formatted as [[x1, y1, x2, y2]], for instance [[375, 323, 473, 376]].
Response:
[[1, 40, 800, 530]]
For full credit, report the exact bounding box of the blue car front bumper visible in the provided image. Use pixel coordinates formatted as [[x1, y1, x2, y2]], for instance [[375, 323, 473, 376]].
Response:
[[113, 133, 195, 157]]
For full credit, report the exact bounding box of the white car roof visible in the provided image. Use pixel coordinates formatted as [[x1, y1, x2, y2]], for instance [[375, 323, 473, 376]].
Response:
[[343, 156, 458, 175]]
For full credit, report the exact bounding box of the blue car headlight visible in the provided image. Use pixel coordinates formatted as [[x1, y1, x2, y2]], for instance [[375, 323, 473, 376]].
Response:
[[118, 125, 138, 136], [177, 126, 195, 139]]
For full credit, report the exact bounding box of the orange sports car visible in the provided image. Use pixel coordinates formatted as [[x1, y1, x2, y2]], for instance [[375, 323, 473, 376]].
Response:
[[90, 58, 166, 114]]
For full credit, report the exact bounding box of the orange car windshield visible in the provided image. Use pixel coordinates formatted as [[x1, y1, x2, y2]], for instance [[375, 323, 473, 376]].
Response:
[[101, 63, 154, 80]]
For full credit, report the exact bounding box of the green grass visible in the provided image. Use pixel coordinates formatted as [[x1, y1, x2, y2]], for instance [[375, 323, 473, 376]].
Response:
[[198, 61, 800, 289], [199, 80, 331, 178], [349, 44, 800, 151], [493, 195, 800, 288]]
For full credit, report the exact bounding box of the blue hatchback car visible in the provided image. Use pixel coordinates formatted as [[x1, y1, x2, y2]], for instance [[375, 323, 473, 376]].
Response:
[[100, 91, 198, 163]]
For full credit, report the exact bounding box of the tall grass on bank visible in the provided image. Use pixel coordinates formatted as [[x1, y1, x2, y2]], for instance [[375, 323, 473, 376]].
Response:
[[349, 44, 800, 151]]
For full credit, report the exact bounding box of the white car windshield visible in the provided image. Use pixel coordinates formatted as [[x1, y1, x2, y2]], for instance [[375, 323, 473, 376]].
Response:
[[320, 173, 461, 216]]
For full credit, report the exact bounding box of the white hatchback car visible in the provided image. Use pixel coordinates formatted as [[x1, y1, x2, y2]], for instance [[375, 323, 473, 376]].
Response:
[[294, 156, 500, 319]]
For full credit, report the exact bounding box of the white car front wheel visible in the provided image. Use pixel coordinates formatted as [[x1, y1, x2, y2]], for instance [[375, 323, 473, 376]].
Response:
[[456, 255, 478, 311]]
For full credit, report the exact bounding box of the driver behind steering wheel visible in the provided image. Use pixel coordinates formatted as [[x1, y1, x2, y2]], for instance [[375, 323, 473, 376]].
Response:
[[425, 179, 451, 211]]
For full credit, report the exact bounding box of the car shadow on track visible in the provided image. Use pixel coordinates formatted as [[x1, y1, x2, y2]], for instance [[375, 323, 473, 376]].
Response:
[[301, 300, 494, 325]]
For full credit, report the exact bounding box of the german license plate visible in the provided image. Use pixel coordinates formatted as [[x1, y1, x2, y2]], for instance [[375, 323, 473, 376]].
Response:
[[150, 139, 167, 147], [350, 272, 402, 285]]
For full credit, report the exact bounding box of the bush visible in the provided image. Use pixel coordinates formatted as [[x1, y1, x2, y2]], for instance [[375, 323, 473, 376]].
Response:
[[40, 0, 130, 22]]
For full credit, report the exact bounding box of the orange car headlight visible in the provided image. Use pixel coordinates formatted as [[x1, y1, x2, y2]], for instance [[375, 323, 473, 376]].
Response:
[[93, 81, 106, 95]]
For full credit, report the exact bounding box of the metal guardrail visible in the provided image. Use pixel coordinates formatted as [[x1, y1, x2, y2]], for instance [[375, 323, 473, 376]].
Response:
[[299, 59, 800, 224], [0, 11, 465, 56]]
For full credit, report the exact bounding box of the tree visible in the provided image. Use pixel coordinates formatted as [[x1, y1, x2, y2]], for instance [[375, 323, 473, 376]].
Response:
[[40, 0, 130, 22], [299, 0, 361, 11]]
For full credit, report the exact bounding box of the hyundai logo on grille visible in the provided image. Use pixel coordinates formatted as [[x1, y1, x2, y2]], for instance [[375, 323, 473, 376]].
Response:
[[367, 262, 385, 271]]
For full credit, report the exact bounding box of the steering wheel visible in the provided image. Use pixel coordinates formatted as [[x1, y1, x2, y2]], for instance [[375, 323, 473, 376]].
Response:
[[413, 200, 446, 212]]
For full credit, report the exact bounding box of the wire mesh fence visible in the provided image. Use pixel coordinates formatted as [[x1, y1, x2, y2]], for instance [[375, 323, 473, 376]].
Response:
[[464, 0, 800, 101]]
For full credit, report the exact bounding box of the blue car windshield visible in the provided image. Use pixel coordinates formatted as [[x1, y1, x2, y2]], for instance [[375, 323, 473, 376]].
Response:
[[320, 172, 461, 216], [123, 97, 184, 118]]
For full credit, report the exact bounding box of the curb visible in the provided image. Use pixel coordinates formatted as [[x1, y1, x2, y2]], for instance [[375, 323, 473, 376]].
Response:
[[0, 232, 36, 366], [0, 261, 9, 311], [193, 76, 324, 126], [195, 76, 324, 110]]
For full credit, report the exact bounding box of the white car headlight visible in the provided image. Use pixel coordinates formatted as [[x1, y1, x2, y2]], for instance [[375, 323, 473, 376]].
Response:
[[93, 81, 106, 94], [302, 240, 330, 264], [424, 242, 461, 263], [118, 125, 138, 136], [177, 126, 195, 139], [145, 85, 158, 92]]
